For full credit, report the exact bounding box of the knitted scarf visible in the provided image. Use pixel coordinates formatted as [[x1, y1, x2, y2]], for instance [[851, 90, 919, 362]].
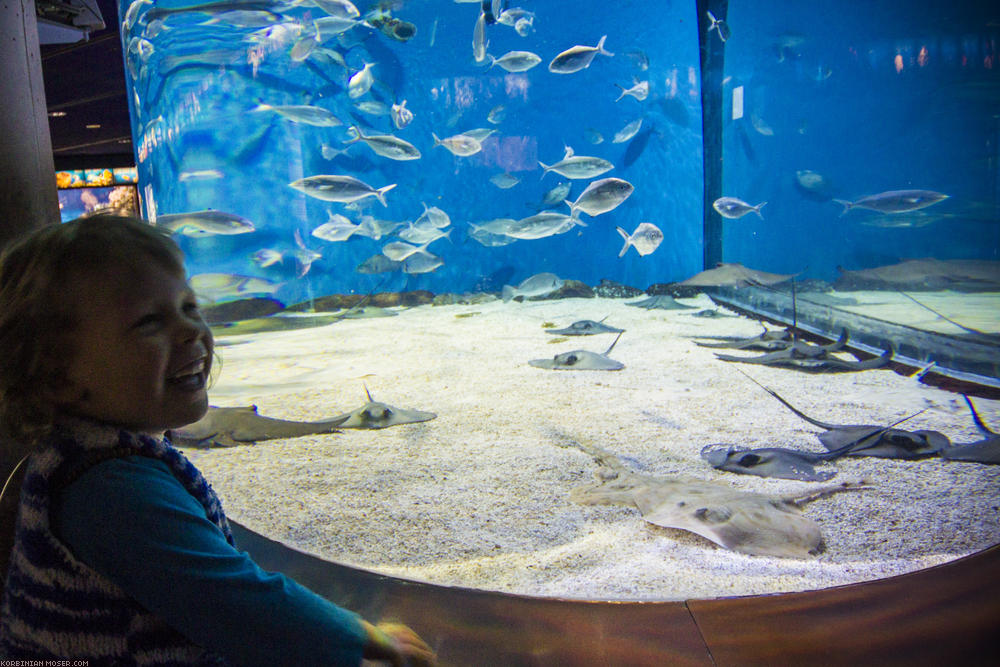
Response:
[[1, 416, 232, 664]]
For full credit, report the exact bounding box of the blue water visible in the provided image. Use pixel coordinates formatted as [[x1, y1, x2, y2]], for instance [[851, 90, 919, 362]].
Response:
[[120, 0, 998, 306], [721, 1, 1000, 280]]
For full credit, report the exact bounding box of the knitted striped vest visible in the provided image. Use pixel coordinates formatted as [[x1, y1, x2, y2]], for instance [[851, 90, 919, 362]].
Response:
[[1, 417, 232, 664]]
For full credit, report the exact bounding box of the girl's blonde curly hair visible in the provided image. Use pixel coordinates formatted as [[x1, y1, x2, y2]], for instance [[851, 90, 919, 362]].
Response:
[[0, 213, 186, 443]]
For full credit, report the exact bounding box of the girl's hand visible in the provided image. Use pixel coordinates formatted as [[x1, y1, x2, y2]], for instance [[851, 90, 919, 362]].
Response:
[[362, 620, 437, 666]]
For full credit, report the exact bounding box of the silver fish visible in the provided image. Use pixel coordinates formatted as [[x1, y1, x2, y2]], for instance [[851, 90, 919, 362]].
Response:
[[403, 249, 444, 274], [345, 126, 421, 160], [539, 146, 613, 179], [615, 79, 649, 101], [178, 169, 224, 181], [713, 197, 767, 219], [289, 175, 396, 206], [490, 50, 542, 72], [432, 132, 482, 156], [313, 16, 363, 40], [468, 225, 517, 247], [310, 0, 360, 20], [311, 213, 360, 242], [416, 204, 451, 228], [462, 127, 497, 142], [200, 9, 280, 28], [706, 10, 731, 43], [612, 118, 643, 143], [834, 190, 948, 215], [490, 173, 521, 189], [505, 212, 582, 240], [311, 46, 347, 69], [353, 100, 390, 116], [487, 105, 506, 124], [540, 182, 572, 209], [251, 248, 283, 267], [472, 10, 488, 63], [567, 178, 634, 217], [548, 35, 613, 74], [289, 34, 318, 61], [356, 254, 402, 274], [251, 102, 342, 126], [293, 229, 321, 277], [391, 99, 413, 129], [382, 240, 427, 261], [190, 273, 281, 302], [355, 216, 402, 239], [497, 7, 534, 26], [617, 222, 663, 257], [398, 224, 451, 245], [348, 62, 375, 98], [156, 210, 256, 236], [469, 218, 518, 235], [502, 272, 564, 302]]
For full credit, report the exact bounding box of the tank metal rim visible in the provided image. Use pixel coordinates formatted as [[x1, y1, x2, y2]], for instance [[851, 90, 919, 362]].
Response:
[[231, 520, 1000, 664]]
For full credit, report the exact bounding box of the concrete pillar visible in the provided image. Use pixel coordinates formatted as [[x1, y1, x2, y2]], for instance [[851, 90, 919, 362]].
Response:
[[0, 0, 60, 252]]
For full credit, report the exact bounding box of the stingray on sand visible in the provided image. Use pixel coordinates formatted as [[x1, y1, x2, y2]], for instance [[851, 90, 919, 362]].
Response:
[[172, 406, 349, 447], [741, 371, 949, 458], [713, 331, 894, 372], [172, 387, 435, 446], [545, 318, 624, 335], [677, 263, 797, 288], [941, 396, 1000, 464], [625, 295, 696, 310], [561, 435, 867, 558], [530, 332, 625, 370], [333, 386, 437, 429]]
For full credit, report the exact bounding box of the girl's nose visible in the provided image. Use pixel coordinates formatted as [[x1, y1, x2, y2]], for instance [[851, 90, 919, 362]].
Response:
[[177, 311, 209, 343]]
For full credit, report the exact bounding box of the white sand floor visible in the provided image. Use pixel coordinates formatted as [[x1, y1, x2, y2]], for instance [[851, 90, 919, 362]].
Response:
[[181, 295, 1000, 601]]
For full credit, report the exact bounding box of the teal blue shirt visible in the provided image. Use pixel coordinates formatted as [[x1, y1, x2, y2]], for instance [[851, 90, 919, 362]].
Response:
[[51, 456, 367, 666]]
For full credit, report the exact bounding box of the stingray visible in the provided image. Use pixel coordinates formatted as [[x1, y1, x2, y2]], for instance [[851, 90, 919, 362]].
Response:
[[530, 332, 625, 370], [689, 309, 737, 318], [211, 313, 348, 336], [833, 258, 1000, 292], [741, 371, 949, 458], [699, 407, 925, 481], [171, 406, 349, 448], [694, 326, 793, 350], [563, 436, 868, 558], [332, 386, 437, 429], [545, 318, 624, 336], [700, 445, 839, 482], [713, 329, 844, 363], [625, 295, 696, 310], [940, 396, 1000, 464], [677, 263, 797, 288], [714, 332, 894, 372]]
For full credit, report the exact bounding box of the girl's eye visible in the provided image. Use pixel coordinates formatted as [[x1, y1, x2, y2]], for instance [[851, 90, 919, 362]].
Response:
[[183, 302, 201, 316], [133, 313, 163, 330]]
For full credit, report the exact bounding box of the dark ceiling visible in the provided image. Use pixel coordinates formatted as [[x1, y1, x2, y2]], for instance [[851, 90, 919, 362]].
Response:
[[41, 0, 133, 169]]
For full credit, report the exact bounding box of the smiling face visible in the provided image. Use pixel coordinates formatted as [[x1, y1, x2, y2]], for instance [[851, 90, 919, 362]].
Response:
[[56, 259, 213, 435]]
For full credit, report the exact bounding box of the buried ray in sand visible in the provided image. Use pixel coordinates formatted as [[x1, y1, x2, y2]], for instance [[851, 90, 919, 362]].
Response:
[[561, 435, 868, 558]]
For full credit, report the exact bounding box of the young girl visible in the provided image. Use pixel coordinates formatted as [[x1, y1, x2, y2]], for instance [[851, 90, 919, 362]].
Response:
[[0, 214, 436, 666]]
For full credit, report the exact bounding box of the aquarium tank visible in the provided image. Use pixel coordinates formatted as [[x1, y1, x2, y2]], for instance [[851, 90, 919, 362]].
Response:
[[118, 0, 999, 310], [121, 0, 705, 306], [113, 0, 1000, 625]]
